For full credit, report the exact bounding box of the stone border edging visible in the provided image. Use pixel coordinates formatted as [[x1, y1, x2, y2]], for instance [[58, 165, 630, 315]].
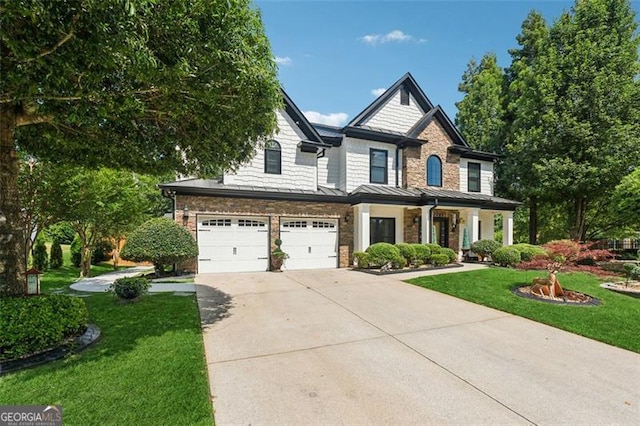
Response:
[[0, 324, 101, 376], [511, 286, 600, 306]]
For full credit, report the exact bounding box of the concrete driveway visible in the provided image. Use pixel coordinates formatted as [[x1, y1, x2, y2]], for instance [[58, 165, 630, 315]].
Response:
[[196, 267, 639, 425]]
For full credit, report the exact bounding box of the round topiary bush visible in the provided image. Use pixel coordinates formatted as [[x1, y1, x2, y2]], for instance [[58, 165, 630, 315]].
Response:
[[470, 239, 502, 261], [510, 243, 547, 261], [440, 247, 458, 264], [493, 246, 522, 267], [0, 295, 88, 361], [423, 243, 442, 256], [353, 251, 370, 269], [395, 243, 417, 266], [431, 253, 449, 266], [411, 244, 431, 265], [110, 276, 151, 300], [121, 218, 198, 276], [365, 243, 405, 269]]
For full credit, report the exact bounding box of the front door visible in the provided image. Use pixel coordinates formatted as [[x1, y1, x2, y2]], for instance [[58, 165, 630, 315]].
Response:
[[433, 217, 449, 247]]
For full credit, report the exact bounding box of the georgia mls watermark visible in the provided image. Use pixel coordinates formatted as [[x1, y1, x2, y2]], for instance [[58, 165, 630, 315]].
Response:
[[0, 406, 62, 426]]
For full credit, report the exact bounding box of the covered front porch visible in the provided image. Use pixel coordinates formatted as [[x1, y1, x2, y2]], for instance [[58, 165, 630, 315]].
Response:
[[352, 203, 514, 257]]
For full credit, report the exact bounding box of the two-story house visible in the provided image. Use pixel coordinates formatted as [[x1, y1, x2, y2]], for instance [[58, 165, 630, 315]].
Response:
[[159, 73, 521, 273]]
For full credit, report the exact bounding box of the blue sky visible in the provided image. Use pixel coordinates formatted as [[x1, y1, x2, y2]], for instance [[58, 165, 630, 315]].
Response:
[[255, 0, 639, 126]]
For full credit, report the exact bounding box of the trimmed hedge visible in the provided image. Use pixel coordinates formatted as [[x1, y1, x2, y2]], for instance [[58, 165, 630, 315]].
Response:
[[365, 243, 405, 269], [440, 248, 458, 264], [470, 239, 502, 260], [353, 251, 370, 269], [110, 276, 151, 300], [493, 247, 522, 267], [423, 243, 442, 256], [0, 295, 88, 361], [411, 244, 431, 265], [395, 243, 417, 266], [510, 243, 547, 261], [431, 254, 449, 266]]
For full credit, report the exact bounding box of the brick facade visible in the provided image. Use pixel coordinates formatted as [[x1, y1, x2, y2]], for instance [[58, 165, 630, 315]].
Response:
[[176, 195, 353, 271], [434, 209, 460, 252], [403, 120, 460, 191], [403, 208, 421, 243]]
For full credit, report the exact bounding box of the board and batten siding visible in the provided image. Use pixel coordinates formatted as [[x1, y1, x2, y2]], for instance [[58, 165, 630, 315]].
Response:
[[459, 158, 494, 195], [343, 138, 402, 192], [224, 110, 317, 190], [362, 92, 425, 134]]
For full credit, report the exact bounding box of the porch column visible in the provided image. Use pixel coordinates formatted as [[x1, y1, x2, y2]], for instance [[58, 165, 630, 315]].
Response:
[[467, 209, 480, 242], [502, 211, 514, 246], [354, 203, 370, 252], [420, 206, 433, 244]]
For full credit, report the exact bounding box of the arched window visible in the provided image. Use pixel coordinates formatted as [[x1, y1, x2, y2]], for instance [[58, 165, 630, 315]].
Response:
[[426, 155, 442, 187], [264, 140, 281, 174]]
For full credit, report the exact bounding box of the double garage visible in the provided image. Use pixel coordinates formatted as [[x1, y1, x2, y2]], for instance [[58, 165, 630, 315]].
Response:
[[197, 215, 339, 273]]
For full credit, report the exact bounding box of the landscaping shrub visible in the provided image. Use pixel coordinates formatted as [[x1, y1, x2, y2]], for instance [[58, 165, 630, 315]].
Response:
[[49, 240, 64, 269], [411, 244, 431, 265], [110, 276, 151, 300], [353, 252, 370, 269], [91, 239, 114, 265], [631, 266, 640, 281], [0, 295, 88, 361], [70, 235, 82, 267], [45, 221, 76, 245], [365, 243, 405, 269], [470, 239, 502, 260], [510, 243, 547, 261], [431, 254, 449, 266], [493, 247, 522, 267], [121, 218, 198, 276], [32, 236, 48, 271], [395, 243, 418, 266], [440, 248, 458, 264], [423, 243, 442, 256]]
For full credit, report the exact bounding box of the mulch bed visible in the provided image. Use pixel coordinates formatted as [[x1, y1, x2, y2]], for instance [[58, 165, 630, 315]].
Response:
[[513, 285, 600, 306], [355, 263, 464, 275]]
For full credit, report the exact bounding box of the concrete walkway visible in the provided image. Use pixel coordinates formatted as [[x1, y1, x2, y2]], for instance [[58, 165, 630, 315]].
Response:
[[196, 265, 639, 425], [70, 266, 195, 293]]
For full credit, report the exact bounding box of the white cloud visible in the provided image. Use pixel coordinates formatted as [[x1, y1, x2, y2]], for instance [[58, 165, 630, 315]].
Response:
[[304, 111, 349, 127], [371, 88, 386, 97], [275, 56, 292, 66], [360, 30, 426, 46]]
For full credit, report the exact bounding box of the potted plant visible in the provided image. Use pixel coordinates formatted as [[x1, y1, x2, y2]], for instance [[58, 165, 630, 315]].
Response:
[[270, 238, 289, 272]]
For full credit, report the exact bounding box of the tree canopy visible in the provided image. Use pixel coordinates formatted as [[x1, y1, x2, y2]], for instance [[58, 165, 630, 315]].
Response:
[[0, 0, 281, 294]]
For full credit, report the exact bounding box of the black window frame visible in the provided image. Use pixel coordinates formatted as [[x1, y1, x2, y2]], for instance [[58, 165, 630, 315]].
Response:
[[426, 155, 442, 187], [369, 148, 388, 184], [468, 162, 481, 192], [264, 140, 282, 175], [370, 217, 396, 244]]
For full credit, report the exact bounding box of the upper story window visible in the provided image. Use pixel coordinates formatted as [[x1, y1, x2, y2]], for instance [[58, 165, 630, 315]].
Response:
[[468, 162, 481, 192], [370, 148, 388, 184], [426, 155, 442, 187], [400, 86, 410, 105], [264, 140, 281, 174]]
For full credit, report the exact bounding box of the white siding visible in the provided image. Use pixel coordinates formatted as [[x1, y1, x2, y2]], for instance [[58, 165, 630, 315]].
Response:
[[224, 110, 317, 190], [317, 146, 341, 189], [344, 138, 399, 192], [459, 158, 494, 195], [362, 92, 425, 134]]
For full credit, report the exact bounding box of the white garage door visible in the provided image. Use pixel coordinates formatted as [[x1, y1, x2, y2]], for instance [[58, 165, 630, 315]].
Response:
[[197, 216, 269, 273], [280, 219, 338, 270]]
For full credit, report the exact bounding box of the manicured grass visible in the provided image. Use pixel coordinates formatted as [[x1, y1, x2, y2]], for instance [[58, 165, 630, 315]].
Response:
[[408, 267, 640, 353], [2, 247, 214, 424]]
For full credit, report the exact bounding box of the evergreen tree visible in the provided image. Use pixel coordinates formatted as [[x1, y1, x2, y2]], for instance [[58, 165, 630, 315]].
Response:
[[49, 240, 64, 269], [32, 237, 48, 271]]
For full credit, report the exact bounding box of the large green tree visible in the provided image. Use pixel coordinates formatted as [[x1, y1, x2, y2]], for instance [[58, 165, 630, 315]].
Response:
[[0, 0, 281, 294], [455, 53, 506, 154]]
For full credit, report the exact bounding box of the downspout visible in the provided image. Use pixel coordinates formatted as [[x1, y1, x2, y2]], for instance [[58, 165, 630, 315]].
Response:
[[395, 146, 400, 187]]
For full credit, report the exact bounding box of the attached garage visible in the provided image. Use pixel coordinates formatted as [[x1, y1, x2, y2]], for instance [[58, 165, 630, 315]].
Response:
[[280, 218, 338, 270], [197, 216, 269, 273]]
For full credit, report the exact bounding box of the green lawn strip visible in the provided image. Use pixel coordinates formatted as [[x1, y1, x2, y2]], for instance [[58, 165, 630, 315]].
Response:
[[0, 294, 213, 425], [407, 268, 640, 353]]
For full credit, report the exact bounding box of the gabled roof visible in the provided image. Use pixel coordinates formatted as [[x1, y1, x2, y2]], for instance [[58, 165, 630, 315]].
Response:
[[406, 105, 468, 147], [347, 72, 434, 127], [281, 88, 325, 146]]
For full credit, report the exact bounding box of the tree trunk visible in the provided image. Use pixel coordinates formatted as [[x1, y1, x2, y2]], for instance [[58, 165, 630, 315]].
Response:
[[0, 107, 27, 296], [569, 197, 588, 241], [80, 244, 92, 277], [528, 196, 538, 245]]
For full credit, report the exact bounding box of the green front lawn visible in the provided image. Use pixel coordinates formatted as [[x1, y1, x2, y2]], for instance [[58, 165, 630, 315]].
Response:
[[408, 268, 640, 353], [1, 248, 213, 425]]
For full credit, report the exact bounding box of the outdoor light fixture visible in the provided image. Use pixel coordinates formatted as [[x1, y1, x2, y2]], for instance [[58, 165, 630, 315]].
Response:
[[451, 213, 458, 231], [344, 212, 350, 223], [26, 268, 41, 295], [182, 206, 190, 226], [413, 215, 420, 224]]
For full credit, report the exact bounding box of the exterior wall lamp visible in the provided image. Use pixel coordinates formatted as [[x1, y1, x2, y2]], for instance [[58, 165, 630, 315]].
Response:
[[451, 213, 458, 231], [344, 212, 350, 223], [182, 206, 190, 226], [413, 215, 420, 224]]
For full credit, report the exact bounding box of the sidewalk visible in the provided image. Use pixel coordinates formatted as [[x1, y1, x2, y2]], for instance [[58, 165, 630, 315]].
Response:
[[70, 266, 195, 293]]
